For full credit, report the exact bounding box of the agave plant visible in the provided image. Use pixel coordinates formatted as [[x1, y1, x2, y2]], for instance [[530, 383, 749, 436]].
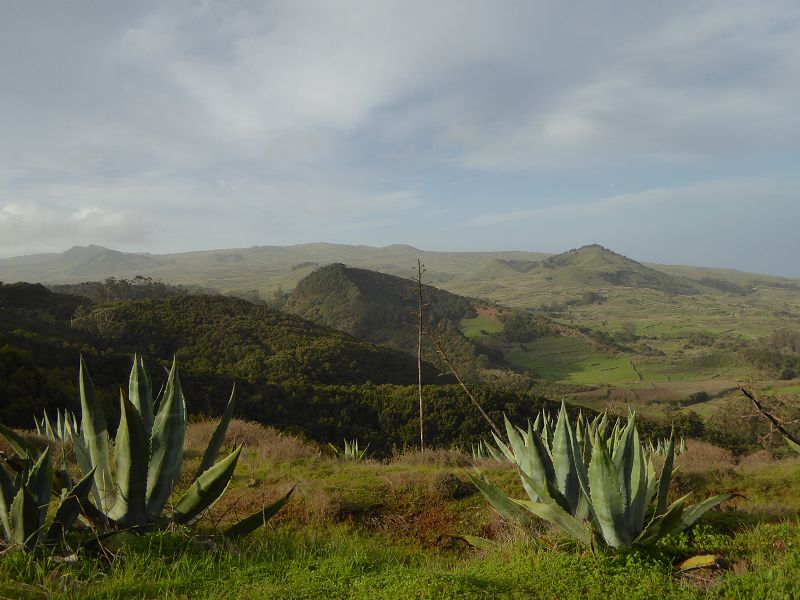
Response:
[[75, 355, 294, 534], [471, 403, 732, 549], [0, 444, 96, 550], [646, 436, 687, 457], [1, 355, 293, 544], [329, 438, 369, 462], [34, 408, 80, 443], [471, 440, 508, 462]]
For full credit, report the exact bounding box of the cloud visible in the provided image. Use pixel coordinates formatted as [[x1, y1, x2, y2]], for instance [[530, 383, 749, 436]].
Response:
[[0, 176, 422, 257], [451, 176, 800, 276], [0, 203, 149, 256], [0, 1, 798, 274]]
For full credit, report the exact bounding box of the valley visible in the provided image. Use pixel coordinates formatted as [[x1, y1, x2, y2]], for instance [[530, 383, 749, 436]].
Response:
[[3, 242, 798, 429]]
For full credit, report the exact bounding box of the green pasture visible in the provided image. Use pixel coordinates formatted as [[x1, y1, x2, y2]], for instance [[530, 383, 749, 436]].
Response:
[[460, 313, 504, 339]]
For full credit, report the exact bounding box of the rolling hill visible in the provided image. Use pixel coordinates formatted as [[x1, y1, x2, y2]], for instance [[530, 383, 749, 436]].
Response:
[[0, 243, 551, 298], [3, 242, 799, 420], [0, 282, 446, 425], [284, 263, 476, 350]]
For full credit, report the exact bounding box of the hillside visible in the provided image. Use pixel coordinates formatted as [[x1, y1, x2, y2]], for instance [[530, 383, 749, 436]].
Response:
[[0, 243, 551, 298], [447, 244, 699, 301], [285, 263, 475, 349], [3, 243, 800, 421], [0, 283, 448, 426]]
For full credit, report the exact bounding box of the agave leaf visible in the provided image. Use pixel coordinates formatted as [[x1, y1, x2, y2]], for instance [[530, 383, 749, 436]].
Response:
[[196, 386, 236, 478], [514, 498, 591, 546], [519, 469, 573, 516], [129, 355, 154, 436], [516, 416, 556, 488], [0, 465, 14, 540], [786, 436, 800, 455], [674, 493, 733, 534], [588, 430, 630, 548], [147, 358, 187, 515], [173, 445, 242, 525], [612, 414, 636, 501], [109, 392, 149, 527], [46, 466, 97, 542], [468, 472, 538, 531], [66, 419, 100, 509], [224, 484, 294, 538], [552, 402, 581, 513], [532, 413, 542, 435], [645, 455, 658, 508], [0, 422, 37, 460], [79, 356, 114, 513], [483, 440, 508, 463], [10, 485, 39, 549], [568, 416, 593, 522], [541, 410, 554, 449], [626, 426, 650, 536], [656, 431, 675, 515], [43, 411, 55, 441], [25, 448, 53, 532], [635, 493, 690, 547], [490, 431, 516, 463]]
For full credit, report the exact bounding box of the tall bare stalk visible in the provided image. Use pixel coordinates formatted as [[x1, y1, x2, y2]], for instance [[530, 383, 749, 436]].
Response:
[[425, 329, 502, 439], [412, 259, 429, 452]]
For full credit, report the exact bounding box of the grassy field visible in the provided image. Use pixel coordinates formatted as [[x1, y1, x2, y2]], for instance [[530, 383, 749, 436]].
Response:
[[2, 420, 800, 599], [460, 309, 504, 339]]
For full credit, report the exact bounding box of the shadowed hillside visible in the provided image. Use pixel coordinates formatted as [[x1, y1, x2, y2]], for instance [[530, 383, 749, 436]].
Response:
[[284, 263, 476, 349], [0, 283, 448, 427]]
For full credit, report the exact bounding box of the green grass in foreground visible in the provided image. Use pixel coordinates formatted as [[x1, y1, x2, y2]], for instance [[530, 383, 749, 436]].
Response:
[[2, 521, 799, 599]]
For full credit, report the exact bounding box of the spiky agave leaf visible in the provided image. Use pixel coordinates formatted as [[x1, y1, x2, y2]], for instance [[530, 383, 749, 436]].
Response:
[[147, 357, 186, 515], [129, 355, 155, 437], [46, 466, 97, 542], [65, 418, 101, 509], [224, 485, 295, 538], [468, 472, 539, 532], [109, 392, 149, 527], [0, 422, 37, 461], [551, 402, 581, 514], [588, 429, 631, 548], [0, 464, 14, 541], [79, 356, 114, 513], [656, 431, 676, 515], [195, 386, 236, 478], [9, 485, 39, 550], [172, 445, 242, 525], [25, 448, 53, 533]]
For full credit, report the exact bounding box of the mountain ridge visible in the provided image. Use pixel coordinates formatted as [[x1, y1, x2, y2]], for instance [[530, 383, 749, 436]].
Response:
[[1, 243, 798, 309]]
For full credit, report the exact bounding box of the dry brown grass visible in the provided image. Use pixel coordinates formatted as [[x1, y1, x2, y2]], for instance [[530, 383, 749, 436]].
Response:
[[735, 449, 779, 471], [185, 418, 319, 465], [673, 440, 737, 477], [391, 448, 472, 468]]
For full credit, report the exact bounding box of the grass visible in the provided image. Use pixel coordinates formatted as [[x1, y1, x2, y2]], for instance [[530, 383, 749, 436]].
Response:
[[4, 523, 800, 599], [460, 310, 504, 339], [504, 336, 639, 385], [3, 422, 800, 598]]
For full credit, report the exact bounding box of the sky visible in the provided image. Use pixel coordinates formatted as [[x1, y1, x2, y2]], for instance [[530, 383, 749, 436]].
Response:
[[1, 1, 799, 276]]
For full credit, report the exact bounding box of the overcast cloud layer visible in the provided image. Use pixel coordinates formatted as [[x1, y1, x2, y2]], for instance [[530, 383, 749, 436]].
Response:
[[1, 1, 799, 275]]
